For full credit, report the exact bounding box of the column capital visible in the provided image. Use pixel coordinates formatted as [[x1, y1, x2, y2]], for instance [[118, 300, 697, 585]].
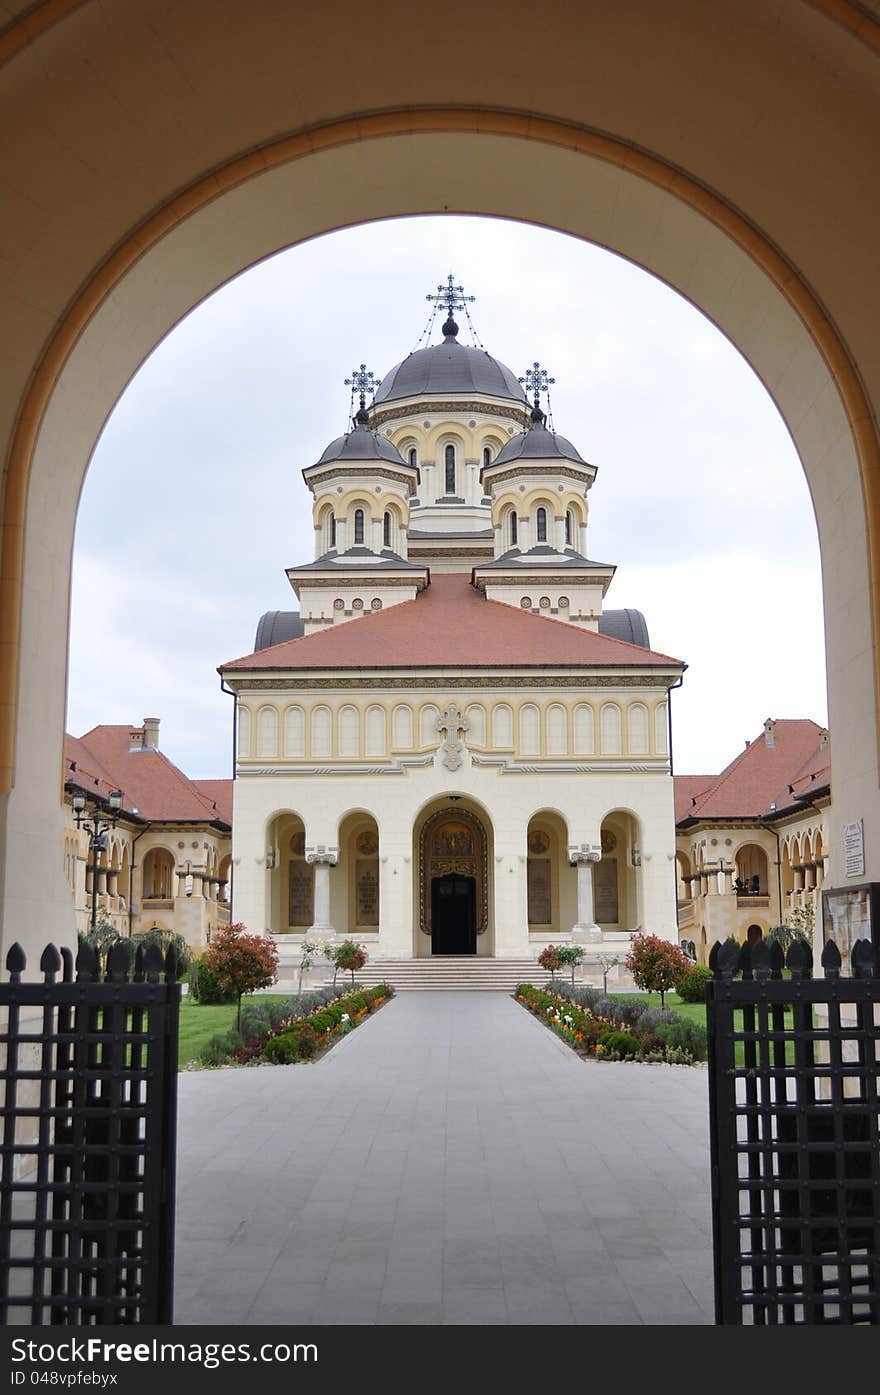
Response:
[[568, 843, 601, 865], [306, 846, 338, 866]]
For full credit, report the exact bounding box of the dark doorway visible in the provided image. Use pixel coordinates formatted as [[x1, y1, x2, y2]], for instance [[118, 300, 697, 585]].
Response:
[[431, 874, 477, 955]]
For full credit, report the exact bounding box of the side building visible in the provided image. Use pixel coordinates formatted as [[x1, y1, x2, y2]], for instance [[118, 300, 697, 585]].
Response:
[[63, 717, 232, 946], [674, 718, 831, 961]]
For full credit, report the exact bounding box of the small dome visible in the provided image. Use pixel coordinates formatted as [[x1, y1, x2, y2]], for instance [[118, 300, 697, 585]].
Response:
[[490, 419, 586, 468], [314, 422, 409, 468], [374, 330, 527, 408]]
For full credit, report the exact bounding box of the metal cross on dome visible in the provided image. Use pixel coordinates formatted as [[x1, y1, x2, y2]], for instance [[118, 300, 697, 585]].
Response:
[[520, 361, 555, 410], [344, 363, 379, 412], [426, 274, 476, 319]]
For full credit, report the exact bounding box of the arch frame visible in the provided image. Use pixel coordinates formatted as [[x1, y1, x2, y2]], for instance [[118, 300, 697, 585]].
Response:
[[3, 102, 880, 807]]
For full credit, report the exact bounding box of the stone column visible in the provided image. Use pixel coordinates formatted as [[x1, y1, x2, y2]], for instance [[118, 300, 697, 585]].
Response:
[[555, 515, 566, 551], [307, 850, 338, 936], [569, 846, 602, 940], [371, 517, 382, 553], [492, 849, 530, 958]]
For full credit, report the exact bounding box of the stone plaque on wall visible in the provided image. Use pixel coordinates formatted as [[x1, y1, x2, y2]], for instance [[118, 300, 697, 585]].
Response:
[[289, 861, 313, 927], [594, 858, 619, 924], [527, 858, 552, 925], [356, 860, 379, 926]]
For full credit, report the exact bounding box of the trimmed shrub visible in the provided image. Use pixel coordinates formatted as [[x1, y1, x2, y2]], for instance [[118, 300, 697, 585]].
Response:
[[309, 1009, 338, 1034], [262, 1033, 300, 1064], [675, 964, 712, 1003], [287, 1023, 319, 1058], [640, 1006, 678, 1033], [613, 997, 651, 1028], [188, 958, 235, 1005], [198, 1029, 244, 1066], [597, 1029, 640, 1059], [656, 1017, 707, 1060]]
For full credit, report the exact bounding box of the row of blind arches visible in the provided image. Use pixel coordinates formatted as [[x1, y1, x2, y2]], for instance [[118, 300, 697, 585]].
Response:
[[240, 700, 668, 759]]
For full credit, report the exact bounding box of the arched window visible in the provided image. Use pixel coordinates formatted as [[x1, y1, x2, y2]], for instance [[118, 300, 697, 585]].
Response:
[[330, 515, 336, 548], [383, 511, 391, 547], [143, 848, 175, 901], [483, 446, 491, 468], [445, 444, 455, 494], [565, 510, 572, 545], [536, 507, 547, 542], [354, 508, 365, 545], [408, 447, 417, 469], [509, 511, 518, 546]]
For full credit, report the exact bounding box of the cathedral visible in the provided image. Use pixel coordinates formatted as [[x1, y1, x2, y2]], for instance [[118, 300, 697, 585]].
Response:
[[219, 279, 685, 966]]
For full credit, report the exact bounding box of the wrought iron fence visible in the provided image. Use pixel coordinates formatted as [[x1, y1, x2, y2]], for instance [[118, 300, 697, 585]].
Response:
[[706, 936, 879, 1325], [0, 940, 180, 1325]]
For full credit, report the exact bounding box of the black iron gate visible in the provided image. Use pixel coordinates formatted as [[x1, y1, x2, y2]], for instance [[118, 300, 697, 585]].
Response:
[[706, 936, 879, 1324], [0, 940, 180, 1324]]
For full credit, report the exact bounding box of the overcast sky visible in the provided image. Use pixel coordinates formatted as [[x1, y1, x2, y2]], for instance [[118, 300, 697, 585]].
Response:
[[68, 215, 826, 781]]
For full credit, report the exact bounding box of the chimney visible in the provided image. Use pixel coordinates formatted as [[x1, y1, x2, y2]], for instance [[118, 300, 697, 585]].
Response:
[[142, 717, 160, 750], [819, 728, 829, 749], [763, 718, 776, 748], [128, 728, 144, 752]]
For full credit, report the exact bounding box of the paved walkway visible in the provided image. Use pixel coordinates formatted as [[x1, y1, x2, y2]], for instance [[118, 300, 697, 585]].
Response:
[[174, 994, 715, 1325]]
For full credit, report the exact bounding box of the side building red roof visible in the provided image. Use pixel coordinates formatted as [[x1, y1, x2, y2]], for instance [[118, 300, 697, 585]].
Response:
[[221, 572, 685, 672], [65, 726, 232, 828], [675, 720, 830, 824]]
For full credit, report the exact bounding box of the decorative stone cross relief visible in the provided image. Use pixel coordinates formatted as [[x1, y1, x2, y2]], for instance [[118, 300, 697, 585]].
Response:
[[436, 703, 469, 771]]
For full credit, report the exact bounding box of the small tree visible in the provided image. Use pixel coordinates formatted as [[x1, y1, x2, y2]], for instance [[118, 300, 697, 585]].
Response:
[[327, 939, 367, 986], [297, 938, 322, 994], [201, 921, 279, 1031], [624, 932, 691, 1008], [597, 953, 620, 993], [768, 902, 814, 954], [555, 943, 586, 983], [538, 945, 563, 979]]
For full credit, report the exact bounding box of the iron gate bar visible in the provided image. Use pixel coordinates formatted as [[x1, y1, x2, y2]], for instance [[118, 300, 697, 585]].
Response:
[[707, 935, 880, 1325], [0, 939, 179, 1325]]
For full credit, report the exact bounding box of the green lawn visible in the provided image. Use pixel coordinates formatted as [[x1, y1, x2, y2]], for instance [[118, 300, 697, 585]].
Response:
[[614, 989, 798, 1066], [177, 995, 288, 1067]]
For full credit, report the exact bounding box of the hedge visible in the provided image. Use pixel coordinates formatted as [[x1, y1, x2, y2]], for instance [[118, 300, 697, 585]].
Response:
[[196, 981, 394, 1067]]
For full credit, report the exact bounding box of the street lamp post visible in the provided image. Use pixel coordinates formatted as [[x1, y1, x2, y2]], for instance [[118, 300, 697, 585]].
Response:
[[72, 789, 124, 932]]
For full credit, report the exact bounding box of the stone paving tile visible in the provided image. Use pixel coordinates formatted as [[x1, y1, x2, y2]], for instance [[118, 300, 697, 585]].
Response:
[[175, 993, 714, 1325]]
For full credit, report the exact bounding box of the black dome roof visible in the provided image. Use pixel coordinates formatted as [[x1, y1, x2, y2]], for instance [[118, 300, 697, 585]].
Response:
[[374, 330, 527, 408], [490, 420, 586, 468], [314, 422, 409, 468]]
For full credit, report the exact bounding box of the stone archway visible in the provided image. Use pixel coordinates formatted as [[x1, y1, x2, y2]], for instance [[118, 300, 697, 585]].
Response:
[[3, 4, 880, 957], [418, 806, 490, 957]]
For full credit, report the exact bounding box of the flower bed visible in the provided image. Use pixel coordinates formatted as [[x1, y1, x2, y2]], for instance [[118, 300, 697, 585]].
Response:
[[514, 982, 706, 1064], [192, 982, 395, 1067]]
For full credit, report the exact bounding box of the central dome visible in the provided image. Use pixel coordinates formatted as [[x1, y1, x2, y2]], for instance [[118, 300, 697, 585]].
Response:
[[373, 323, 528, 408]]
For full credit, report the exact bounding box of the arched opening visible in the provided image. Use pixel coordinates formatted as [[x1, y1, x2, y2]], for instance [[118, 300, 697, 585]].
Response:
[[383, 511, 391, 548], [536, 506, 548, 543], [595, 812, 641, 930], [527, 811, 576, 937], [412, 798, 494, 958], [735, 843, 769, 898], [334, 811, 380, 937], [142, 848, 175, 905], [444, 443, 456, 495], [1, 91, 876, 956], [676, 851, 692, 905], [266, 812, 312, 934], [353, 507, 365, 546]]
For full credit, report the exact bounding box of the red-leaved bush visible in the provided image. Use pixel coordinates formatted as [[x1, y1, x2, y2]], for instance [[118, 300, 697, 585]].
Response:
[[201, 922, 279, 1029], [624, 932, 691, 1007], [538, 945, 563, 977]]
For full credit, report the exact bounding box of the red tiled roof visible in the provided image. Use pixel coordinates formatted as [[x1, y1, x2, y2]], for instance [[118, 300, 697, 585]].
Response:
[[675, 720, 829, 823], [222, 573, 684, 671], [674, 775, 715, 823], [193, 779, 233, 825], [65, 726, 231, 828]]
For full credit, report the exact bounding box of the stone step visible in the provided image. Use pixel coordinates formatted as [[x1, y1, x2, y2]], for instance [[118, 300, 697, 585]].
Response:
[[307, 958, 596, 992]]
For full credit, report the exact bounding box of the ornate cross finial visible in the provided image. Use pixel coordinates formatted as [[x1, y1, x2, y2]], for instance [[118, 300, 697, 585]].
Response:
[[344, 363, 379, 412], [520, 361, 555, 411], [426, 273, 476, 323], [436, 703, 469, 772]]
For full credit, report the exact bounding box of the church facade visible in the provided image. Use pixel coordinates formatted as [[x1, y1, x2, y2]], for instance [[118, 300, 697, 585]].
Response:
[[220, 285, 685, 963]]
